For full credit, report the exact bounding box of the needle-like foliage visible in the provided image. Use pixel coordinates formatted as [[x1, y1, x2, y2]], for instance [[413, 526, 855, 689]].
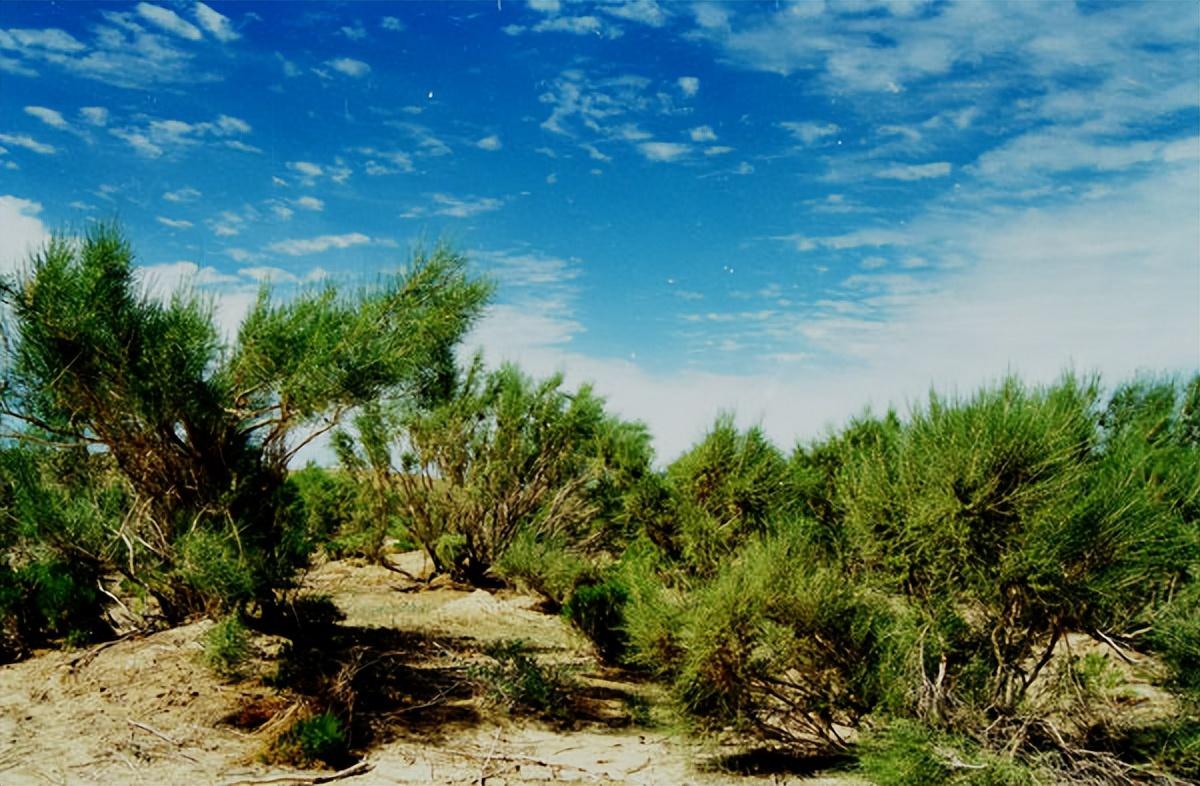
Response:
[[0, 224, 490, 619]]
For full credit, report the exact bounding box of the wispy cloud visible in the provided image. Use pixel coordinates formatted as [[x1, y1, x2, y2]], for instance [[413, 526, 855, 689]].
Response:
[[135, 3, 202, 41], [601, 0, 668, 28], [79, 106, 108, 126], [23, 106, 67, 129], [268, 233, 371, 256], [639, 141, 690, 162], [325, 57, 370, 78], [780, 121, 839, 145], [0, 133, 56, 155], [876, 161, 951, 180], [110, 113, 253, 158], [156, 216, 193, 229], [476, 134, 502, 151], [400, 193, 504, 220], [163, 186, 200, 202], [194, 2, 239, 42]]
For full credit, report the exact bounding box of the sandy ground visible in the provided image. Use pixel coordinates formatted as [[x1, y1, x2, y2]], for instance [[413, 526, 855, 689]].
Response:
[[0, 554, 862, 786]]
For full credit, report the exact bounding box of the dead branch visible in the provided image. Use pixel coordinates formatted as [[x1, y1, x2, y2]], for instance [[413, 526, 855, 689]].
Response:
[[64, 629, 143, 672], [222, 759, 372, 785], [126, 719, 200, 763]]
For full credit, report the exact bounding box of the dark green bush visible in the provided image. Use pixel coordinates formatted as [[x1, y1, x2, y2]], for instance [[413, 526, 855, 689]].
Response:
[[563, 574, 629, 662], [665, 414, 796, 574], [273, 711, 349, 767]]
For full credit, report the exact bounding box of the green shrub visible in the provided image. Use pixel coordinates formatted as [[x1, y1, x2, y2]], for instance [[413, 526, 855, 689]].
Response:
[[202, 615, 250, 679], [496, 528, 594, 606], [177, 529, 258, 613], [666, 414, 795, 573], [273, 711, 349, 767], [858, 721, 1036, 786], [563, 574, 629, 662], [667, 526, 907, 751], [471, 639, 576, 720]]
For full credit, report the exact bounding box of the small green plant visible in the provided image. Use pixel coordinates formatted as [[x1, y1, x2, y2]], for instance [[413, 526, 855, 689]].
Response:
[[563, 575, 629, 662], [271, 711, 349, 767], [471, 639, 576, 720], [202, 615, 250, 679], [857, 721, 1036, 786]]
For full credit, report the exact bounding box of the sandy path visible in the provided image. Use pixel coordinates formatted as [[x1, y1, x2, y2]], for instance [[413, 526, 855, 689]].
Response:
[[0, 557, 862, 786]]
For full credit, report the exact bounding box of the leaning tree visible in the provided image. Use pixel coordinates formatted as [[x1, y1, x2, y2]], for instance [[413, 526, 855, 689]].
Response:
[[0, 224, 491, 620]]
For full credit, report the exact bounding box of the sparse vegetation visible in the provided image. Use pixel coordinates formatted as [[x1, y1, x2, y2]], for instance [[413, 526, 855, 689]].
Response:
[[0, 225, 1195, 783], [470, 639, 578, 721], [202, 614, 251, 680]]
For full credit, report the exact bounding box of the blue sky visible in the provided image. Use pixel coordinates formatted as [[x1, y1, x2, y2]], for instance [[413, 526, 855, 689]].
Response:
[[1, 0, 1198, 459]]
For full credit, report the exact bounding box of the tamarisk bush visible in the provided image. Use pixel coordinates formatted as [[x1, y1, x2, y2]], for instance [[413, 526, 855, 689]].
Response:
[[0, 225, 490, 623]]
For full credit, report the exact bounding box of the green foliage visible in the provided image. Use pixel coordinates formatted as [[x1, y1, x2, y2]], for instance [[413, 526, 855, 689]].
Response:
[[1148, 580, 1200, 699], [857, 721, 1036, 786], [495, 527, 594, 607], [367, 357, 653, 583], [272, 712, 349, 767], [669, 525, 906, 751], [834, 375, 1196, 711], [665, 414, 795, 573], [0, 225, 490, 621], [471, 639, 577, 720], [0, 446, 117, 657], [285, 465, 358, 549], [202, 615, 251, 679], [563, 573, 629, 662]]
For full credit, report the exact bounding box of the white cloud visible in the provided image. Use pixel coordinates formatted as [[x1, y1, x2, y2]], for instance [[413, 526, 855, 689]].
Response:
[[79, 106, 109, 126], [110, 113, 252, 157], [381, 16, 405, 32], [528, 0, 561, 12], [294, 196, 324, 211], [156, 216, 193, 229], [268, 233, 371, 256], [638, 141, 690, 162], [0, 195, 49, 274], [215, 114, 251, 135], [163, 186, 200, 202], [224, 139, 262, 154], [430, 193, 503, 218], [326, 57, 370, 78], [0, 133, 55, 155], [340, 22, 367, 41], [532, 16, 622, 38], [476, 134, 502, 151], [356, 147, 414, 175], [135, 3, 202, 40], [194, 2, 239, 42], [0, 27, 85, 52], [287, 161, 323, 178], [677, 76, 700, 96], [24, 106, 67, 129], [276, 52, 300, 77], [601, 0, 668, 27], [876, 161, 951, 180], [780, 121, 839, 145], [689, 125, 717, 142]]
